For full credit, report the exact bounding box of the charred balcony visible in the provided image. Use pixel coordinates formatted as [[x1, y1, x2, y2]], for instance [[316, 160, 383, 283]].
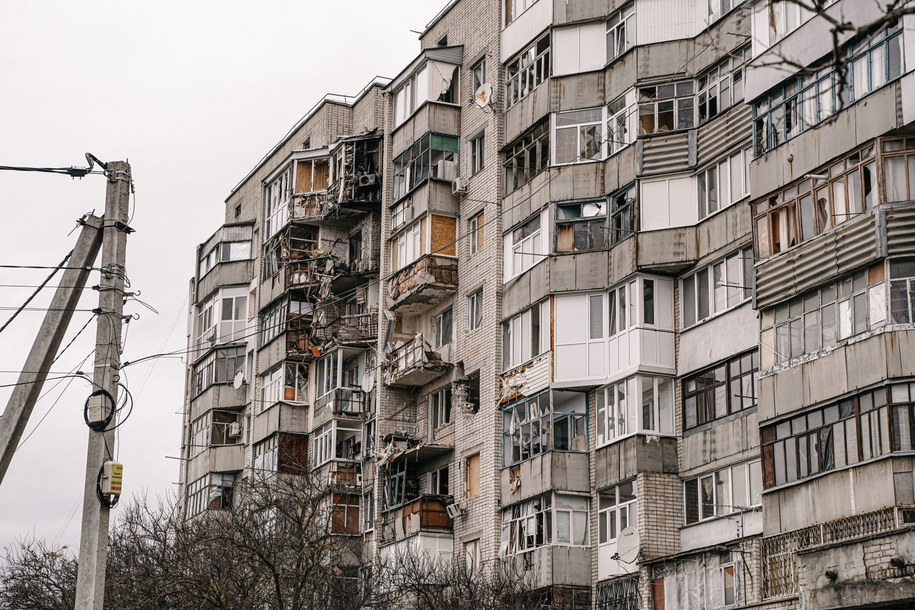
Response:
[[312, 309, 378, 347], [388, 254, 458, 315], [325, 131, 382, 218], [385, 335, 452, 388], [380, 495, 453, 545]]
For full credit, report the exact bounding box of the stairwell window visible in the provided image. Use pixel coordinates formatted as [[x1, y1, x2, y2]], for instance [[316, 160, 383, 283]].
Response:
[[468, 289, 483, 331], [430, 387, 453, 430], [432, 307, 453, 349]]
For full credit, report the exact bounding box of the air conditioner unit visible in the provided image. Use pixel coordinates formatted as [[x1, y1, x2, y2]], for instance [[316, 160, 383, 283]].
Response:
[[355, 473, 363, 487], [451, 177, 468, 195], [445, 502, 465, 519], [436, 159, 458, 181], [357, 173, 378, 187], [228, 422, 242, 438]]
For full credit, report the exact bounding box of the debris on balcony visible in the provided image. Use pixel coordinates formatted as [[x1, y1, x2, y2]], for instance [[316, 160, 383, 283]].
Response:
[[326, 130, 382, 217], [385, 334, 452, 388], [388, 254, 458, 314]]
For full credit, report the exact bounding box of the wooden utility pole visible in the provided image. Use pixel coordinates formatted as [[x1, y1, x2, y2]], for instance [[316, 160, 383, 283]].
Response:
[[75, 160, 131, 610], [0, 216, 104, 484]]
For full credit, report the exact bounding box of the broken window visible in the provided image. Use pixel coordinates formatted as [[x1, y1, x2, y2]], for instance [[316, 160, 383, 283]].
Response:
[[639, 81, 694, 134], [503, 120, 549, 194], [470, 132, 485, 175], [502, 390, 587, 466], [468, 211, 484, 255], [466, 372, 480, 414], [760, 385, 902, 488], [505, 210, 546, 279], [429, 386, 453, 430], [684, 460, 761, 524], [606, 92, 634, 155], [554, 108, 604, 164], [606, 3, 634, 63], [467, 289, 483, 331], [393, 133, 459, 200], [185, 473, 235, 518], [609, 185, 636, 245], [501, 493, 588, 556], [753, 23, 902, 156], [431, 307, 453, 349], [597, 482, 636, 544], [682, 350, 758, 430], [471, 57, 486, 92], [393, 61, 459, 126], [555, 200, 607, 252], [882, 136, 915, 203], [698, 47, 748, 123], [313, 420, 362, 467], [430, 466, 449, 495], [193, 347, 245, 395], [505, 32, 551, 108]]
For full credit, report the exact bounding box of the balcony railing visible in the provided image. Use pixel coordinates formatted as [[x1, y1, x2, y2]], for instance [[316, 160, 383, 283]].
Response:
[[761, 505, 915, 598], [315, 387, 365, 417], [313, 312, 378, 346], [385, 335, 452, 388], [328, 461, 362, 489], [381, 495, 453, 544], [291, 193, 328, 221], [388, 254, 458, 315]]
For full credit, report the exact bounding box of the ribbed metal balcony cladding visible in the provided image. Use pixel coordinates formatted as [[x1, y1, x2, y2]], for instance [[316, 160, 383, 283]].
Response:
[[697, 103, 752, 166], [886, 203, 915, 254], [637, 129, 692, 176], [755, 213, 877, 310]]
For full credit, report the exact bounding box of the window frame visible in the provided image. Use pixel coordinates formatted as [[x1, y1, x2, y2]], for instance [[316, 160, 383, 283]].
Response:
[[504, 32, 551, 108], [638, 81, 695, 135], [606, 3, 635, 64], [468, 289, 483, 331], [682, 350, 759, 430], [429, 386, 453, 431], [597, 481, 637, 545], [681, 247, 753, 328], [503, 120, 549, 194]]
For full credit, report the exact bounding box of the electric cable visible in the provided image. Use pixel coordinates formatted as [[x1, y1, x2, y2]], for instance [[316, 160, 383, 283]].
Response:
[[0, 250, 73, 336]]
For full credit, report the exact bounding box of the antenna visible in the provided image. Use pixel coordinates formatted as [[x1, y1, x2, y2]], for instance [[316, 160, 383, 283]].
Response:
[[232, 369, 245, 390], [473, 83, 493, 108]]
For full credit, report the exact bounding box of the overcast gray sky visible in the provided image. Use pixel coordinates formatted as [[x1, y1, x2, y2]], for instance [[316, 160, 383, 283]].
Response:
[[0, 0, 447, 552]]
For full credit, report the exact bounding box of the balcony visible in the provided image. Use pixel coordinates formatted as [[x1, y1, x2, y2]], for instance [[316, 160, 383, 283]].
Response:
[[381, 495, 453, 545], [388, 254, 458, 315], [385, 336, 452, 388], [761, 505, 915, 599], [328, 460, 362, 490], [326, 132, 382, 217], [312, 311, 378, 347], [315, 387, 365, 418]]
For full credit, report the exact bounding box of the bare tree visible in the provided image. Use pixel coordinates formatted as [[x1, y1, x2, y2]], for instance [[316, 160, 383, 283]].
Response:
[[0, 539, 77, 610]]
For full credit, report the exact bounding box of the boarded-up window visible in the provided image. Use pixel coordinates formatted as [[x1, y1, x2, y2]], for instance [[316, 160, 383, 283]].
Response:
[[465, 453, 480, 497], [295, 159, 329, 193], [277, 432, 309, 475], [431, 215, 457, 256], [331, 493, 360, 534]]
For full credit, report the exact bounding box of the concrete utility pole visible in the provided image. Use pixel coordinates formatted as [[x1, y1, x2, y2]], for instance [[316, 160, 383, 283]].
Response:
[[75, 161, 131, 610], [0, 216, 104, 485]]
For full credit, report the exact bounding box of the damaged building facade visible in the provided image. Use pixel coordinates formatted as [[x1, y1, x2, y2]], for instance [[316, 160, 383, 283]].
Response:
[[177, 0, 915, 608]]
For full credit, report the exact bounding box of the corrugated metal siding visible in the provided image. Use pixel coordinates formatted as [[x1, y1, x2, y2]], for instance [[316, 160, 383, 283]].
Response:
[[639, 131, 691, 176], [697, 104, 752, 166], [886, 204, 915, 255], [756, 216, 877, 309]]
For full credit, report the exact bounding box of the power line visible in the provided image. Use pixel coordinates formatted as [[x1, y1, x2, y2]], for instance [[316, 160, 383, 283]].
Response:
[[0, 250, 73, 336]]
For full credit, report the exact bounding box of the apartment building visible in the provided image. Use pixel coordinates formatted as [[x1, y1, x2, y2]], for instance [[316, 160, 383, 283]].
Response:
[[178, 0, 915, 608]]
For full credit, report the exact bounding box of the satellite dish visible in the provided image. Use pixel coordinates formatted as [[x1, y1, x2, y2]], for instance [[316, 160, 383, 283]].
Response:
[[616, 526, 640, 564], [361, 372, 375, 393], [232, 370, 245, 390], [473, 83, 493, 108]]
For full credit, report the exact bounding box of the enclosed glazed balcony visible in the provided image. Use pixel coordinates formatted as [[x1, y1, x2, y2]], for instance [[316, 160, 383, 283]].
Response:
[[389, 254, 458, 315], [385, 335, 452, 388]]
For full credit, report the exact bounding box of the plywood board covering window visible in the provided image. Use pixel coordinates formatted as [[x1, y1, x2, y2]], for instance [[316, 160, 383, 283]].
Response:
[[431, 215, 457, 256], [466, 453, 480, 497], [295, 159, 329, 193]]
